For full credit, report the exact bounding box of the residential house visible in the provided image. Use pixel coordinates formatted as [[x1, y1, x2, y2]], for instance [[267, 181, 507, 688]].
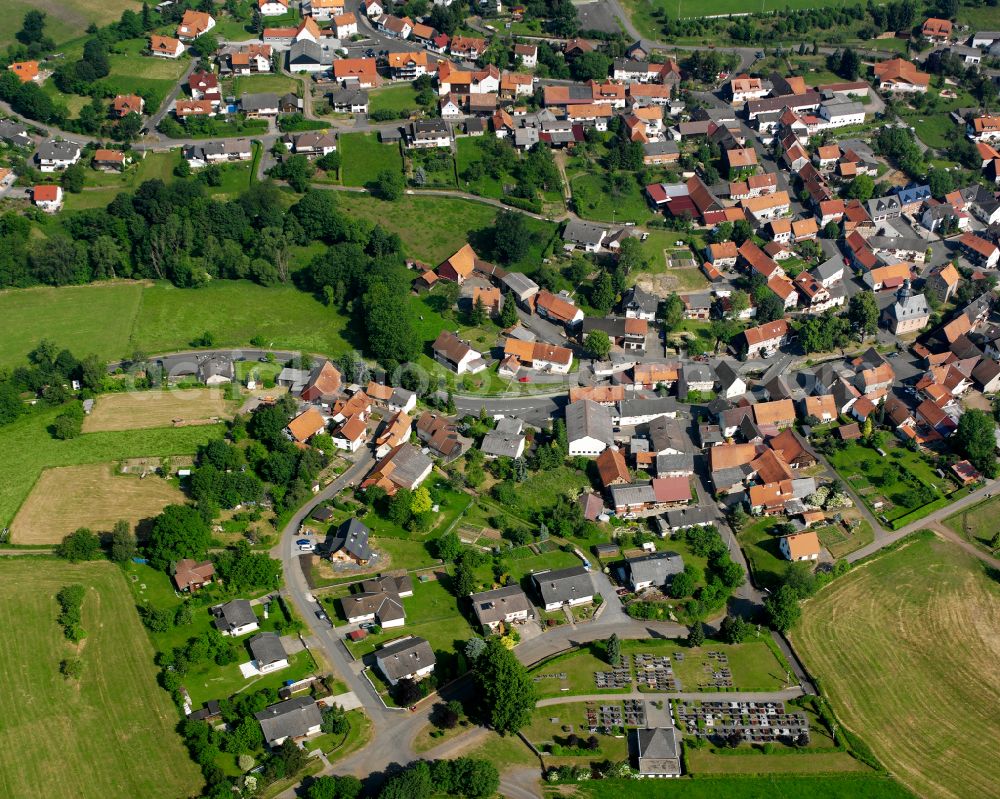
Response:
[[735, 319, 790, 359], [535, 290, 585, 329], [321, 518, 372, 564], [715, 361, 747, 399], [596, 447, 630, 490], [387, 50, 430, 80], [374, 411, 411, 458], [334, 11, 358, 38], [873, 58, 929, 93], [35, 140, 81, 172], [728, 74, 768, 103], [959, 232, 1000, 268], [259, 0, 289, 16], [31, 184, 63, 212], [562, 220, 607, 253], [340, 581, 405, 627], [285, 130, 337, 157], [480, 417, 526, 459], [304, 0, 346, 19], [177, 10, 215, 40], [376, 637, 435, 686], [431, 331, 487, 374], [469, 585, 533, 632], [249, 633, 289, 674], [333, 58, 380, 88], [241, 92, 280, 118], [779, 531, 821, 561], [566, 400, 614, 457], [255, 697, 322, 748], [408, 119, 451, 148], [332, 414, 367, 452], [533, 566, 594, 611], [415, 411, 471, 460], [151, 34, 185, 58], [285, 408, 327, 444], [501, 339, 572, 375], [376, 14, 413, 39], [173, 558, 215, 592], [622, 285, 660, 321], [922, 17, 953, 40], [301, 360, 342, 403], [214, 600, 259, 636], [514, 43, 537, 68], [626, 552, 685, 591], [329, 86, 368, 113]]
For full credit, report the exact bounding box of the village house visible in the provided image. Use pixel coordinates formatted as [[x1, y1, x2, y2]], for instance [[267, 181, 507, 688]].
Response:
[[431, 330, 487, 374], [566, 400, 614, 457], [177, 9, 215, 40], [533, 566, 594, 611], [376, 637, 435, 686], [213, 600, 259, 637], [35, 140, 81, 172], [256, 697, 322, 748], [779, 531, 821, 561], [873, 58, 929, 93], [173, 558, 215, 592], [31, 184, 63, 213], [469, 585, 533, 632], [321, 518, 372, 565], [249, 633, 289, 674]]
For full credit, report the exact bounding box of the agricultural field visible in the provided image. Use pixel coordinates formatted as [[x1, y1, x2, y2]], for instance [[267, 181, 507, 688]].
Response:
[[334, 192, 559, 273], [0, 0, 143, 48], [0, 280, 356, 371], [83, 389, 237, 433], [796, 532, 1000, 799], [9, 462, 184, 544], [338, 132, 405, 187], [0, 404, 221, 530], [549, 774, 917, 799], [0, 560, 203, 799]]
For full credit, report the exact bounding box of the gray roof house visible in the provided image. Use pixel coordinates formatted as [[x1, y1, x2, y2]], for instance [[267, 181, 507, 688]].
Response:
[[621, 285, 660, 320], [480, 417, 526, 459], [249, 632, 288, 672], [626, 552, 685, 591], [501, 271, 540, 303], [321, 518, 373, 563], [241, 92, 281, 116], [255, 696, 323, 747], [664, 505, 716, 531], [533, 566, 594, 610], [562, 220, 607, 252], [470, 585, 533, 631], [566, 400, 614, 456], [213, 599, 259, 636], [0, 119, 31, 148], [632, 726, 683, 777], [197, 354, 235, 385], [375, 636, 436, 685]]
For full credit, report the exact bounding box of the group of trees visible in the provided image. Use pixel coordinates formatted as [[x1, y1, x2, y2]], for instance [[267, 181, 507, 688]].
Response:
[[56, 584, 87, 643], [377, 757, 499, 799]]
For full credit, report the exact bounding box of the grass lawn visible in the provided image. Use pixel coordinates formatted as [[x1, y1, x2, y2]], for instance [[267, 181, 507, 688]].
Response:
[[368, 84, 421, 118], [0, 405, 221, 530], [338, 132, 404, 187], [944, 495, 1000, 554], [738, 517, 794, 591], [684, 746, 868, 774], [796, 531, 1000, 799], [0, 0, 141, 48], [571, 172, 653, 225], [303, 709, 372, 760], [333, 192, 558, 273], [343, 577, 475, 662], [0, 279, 357, 372], [129, 279, 356, 356], [455, 137, 513, 200], [0, 559, 203, 799], [524, 703, 630, 762], [900, 111, 958, 151], [552, 775, 916, 798], [234, 74, 301, 96], [84, 151, 179, 189]]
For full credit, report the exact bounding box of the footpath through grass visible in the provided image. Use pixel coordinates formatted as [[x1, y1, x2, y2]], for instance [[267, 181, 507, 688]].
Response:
[[796, 532, 1000, 799], [0, 560, 203, 799]]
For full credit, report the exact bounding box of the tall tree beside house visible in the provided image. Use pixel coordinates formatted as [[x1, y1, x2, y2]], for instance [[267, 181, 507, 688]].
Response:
[[145, 504, 212, 571], [470, 295, 487, 326], [492, 210, 529, 265], [847, 291, 879, 337], [362, 281, 418, 366], [590, 271, 615, 313], [662, 293, 684, 332], [473, 637, 536, 735], [955, 409, 998, 478], [584, 330, 611, 360], [499, 295, 518, 328]]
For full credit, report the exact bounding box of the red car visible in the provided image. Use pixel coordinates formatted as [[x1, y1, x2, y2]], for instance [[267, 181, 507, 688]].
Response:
[[519, 376, 530, 383]]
